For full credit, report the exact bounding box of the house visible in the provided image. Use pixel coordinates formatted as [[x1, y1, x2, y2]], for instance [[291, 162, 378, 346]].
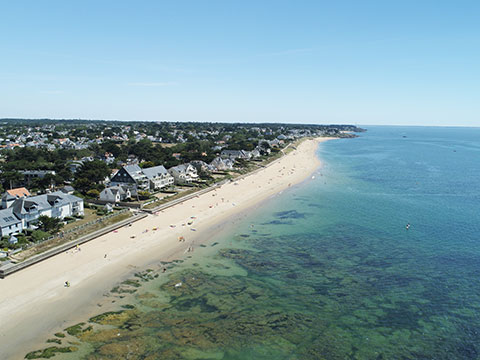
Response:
[[109, 164, 174, 193], [99, 185, 131, 203], [7, 187, 31, 198], [210, 157, 235, 171], [220, 150, 251, 160], [20, 170, 56, 186], [99, 152, 116, 165], [0, 191, 84, 237], [0, 208, 23, 237], [190, 160, 215, 174], [59, 186, 75, 195], [1, 188, 31, 209], [8, 191, 84, 229], [109, 164, 149, 193], [141, 165, 174, 190], [68, 160, 84, 174], [168, 164, 199, 185], [1, 193, 16, 210]]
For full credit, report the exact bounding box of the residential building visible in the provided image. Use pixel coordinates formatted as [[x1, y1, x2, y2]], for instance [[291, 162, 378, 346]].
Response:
[[109, 164, 174, 193], [0, 191, 84, 237], [220, 149, 251, 160], [6, 187, 31, 198], [210, 157, 235, 171], [190, 160, 215, 174], [100, 185, 131, 203], [0, 208, 23, 237], [1, 188, 31, 209], [110, 164, 149, 192], [141, 165, 174, 190], [20, 170, 56, 186], [168, 164, 198, 185]]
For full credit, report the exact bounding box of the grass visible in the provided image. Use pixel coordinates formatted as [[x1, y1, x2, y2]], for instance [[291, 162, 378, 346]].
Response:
[[13, 211, 132, 261], [143, 187, 201, 209], [61, 209, 97, 232]]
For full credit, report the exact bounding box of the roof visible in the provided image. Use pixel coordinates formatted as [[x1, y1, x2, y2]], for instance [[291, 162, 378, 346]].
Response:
[[103, 185, 129, 196], [2, 192, 16, 201], [0, 208, 21, 227], [142, 165, 169, 179], [11, 191, 82, 216], [123, 164, 142, 176], [169, 164, 188, 173], [6, 187, 31, 198]]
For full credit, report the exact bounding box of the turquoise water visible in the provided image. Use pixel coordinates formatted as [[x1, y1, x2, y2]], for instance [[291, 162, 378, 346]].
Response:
[[30, 126, 480, 359]]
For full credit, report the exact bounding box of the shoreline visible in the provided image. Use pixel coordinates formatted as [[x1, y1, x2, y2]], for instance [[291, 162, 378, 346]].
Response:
[[0, 137, 333, 359]]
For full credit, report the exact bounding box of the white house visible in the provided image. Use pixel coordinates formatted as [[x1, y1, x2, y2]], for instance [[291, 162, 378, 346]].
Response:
[[168, 164, 199, 185], [220, 150, 251, 160], [0, 191, 84, 237], [0, 208, 23, 237], [99, 185, 131, 203], [210, 157, 235, 171], [141, 165, 174, 190], [109, 164, 173, 193]]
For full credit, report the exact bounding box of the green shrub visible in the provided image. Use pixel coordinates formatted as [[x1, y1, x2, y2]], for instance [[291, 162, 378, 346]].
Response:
[[31, 230, 50, 242], [137, 190, 151, 200], [86, 189, 100, 198]]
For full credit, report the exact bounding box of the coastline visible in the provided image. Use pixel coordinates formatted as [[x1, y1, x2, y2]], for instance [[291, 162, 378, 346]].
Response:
[[0, 137, 333, 359]]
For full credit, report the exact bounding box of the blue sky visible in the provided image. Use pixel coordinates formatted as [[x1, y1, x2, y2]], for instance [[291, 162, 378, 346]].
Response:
[[1, 1, 479, 126]]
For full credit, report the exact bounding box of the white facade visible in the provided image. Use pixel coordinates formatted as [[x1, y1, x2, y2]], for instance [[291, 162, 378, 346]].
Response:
[[168, 164, 199, 185], [0, 191, 84, 236]]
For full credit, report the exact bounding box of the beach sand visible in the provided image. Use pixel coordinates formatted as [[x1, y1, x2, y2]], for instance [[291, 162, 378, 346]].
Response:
[[0, 137, 332, 359]]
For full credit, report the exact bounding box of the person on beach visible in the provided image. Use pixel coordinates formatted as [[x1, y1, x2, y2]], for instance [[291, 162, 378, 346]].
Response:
[[65, 281, 70, 287]]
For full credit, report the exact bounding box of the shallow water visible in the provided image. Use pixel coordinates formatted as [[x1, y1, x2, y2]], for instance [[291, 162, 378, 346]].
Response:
[[29, 126, 480, 359]]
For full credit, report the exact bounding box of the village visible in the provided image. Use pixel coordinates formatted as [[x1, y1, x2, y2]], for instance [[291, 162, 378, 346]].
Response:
[[0, 119, 361, 263]]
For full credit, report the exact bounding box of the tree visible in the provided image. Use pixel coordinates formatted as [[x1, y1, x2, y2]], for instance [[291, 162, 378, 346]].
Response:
[[140, 161, 154, 168], [37, 215, 64, 233], [74, 160, 110, 194], [1, 171, 24, 190], [137, 190, 151, 200], [86, 189, 100, 198]]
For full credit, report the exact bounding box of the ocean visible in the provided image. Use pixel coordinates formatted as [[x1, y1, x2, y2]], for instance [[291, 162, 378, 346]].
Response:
[[31, 126, 480, 359]]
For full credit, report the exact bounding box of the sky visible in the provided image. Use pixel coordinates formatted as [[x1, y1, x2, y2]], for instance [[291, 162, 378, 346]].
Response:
[[0, 1, 479, 126]]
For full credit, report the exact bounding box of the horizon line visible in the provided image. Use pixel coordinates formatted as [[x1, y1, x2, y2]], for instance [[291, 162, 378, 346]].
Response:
[[0, 118, 478, 128]]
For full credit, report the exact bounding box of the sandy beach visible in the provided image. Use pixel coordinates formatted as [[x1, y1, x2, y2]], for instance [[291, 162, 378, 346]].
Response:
[[0, 137, 332, 359]]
